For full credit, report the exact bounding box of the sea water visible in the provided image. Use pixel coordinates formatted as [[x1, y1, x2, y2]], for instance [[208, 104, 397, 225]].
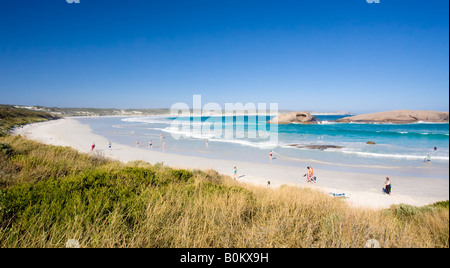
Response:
[[76, 115, 449, 180]]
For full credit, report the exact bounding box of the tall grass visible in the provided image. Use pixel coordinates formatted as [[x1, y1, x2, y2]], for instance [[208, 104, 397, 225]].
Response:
[[0, 136, 448, 248]]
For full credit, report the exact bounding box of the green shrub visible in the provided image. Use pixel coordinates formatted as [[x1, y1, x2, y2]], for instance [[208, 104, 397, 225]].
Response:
[[169, 169, 193, 183], [392, 204, 420, 220], [0, 143, 13, 157], [430, 201, 449, 209]]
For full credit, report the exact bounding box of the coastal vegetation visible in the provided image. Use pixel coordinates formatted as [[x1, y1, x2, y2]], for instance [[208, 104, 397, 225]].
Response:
[[0, 106, 448, 248], [0, 135, 448, 248], [0, 105, 59, 137]]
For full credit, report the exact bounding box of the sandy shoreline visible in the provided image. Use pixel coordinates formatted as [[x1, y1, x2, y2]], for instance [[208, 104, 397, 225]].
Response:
[[14, 118, 449, 210]]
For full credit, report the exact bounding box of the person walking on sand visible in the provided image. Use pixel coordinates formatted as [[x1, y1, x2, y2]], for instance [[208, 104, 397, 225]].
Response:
[[269, 150, 273, 161], [304, 166, 311, 183], [108, 141, 112, 150], [383, 177, 391, 195], [233, 166, 237, 180], [310, 166, 316, 183], [91, 143, 95, 151]]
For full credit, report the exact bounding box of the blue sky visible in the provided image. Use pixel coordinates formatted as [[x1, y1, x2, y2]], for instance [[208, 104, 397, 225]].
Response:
[[0, 0, 448, 113]]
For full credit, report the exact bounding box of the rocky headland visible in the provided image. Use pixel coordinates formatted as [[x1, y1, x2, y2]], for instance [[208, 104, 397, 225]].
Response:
[[336, 110, 449, 124], [268, 111, 320, 124]]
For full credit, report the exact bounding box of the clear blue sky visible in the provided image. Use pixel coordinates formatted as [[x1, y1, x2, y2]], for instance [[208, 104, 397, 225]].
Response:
[[0, 0, 448, 113]]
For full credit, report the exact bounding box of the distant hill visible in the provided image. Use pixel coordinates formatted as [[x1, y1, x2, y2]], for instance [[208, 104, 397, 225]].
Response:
[[10, 105, 171, 117], [0, 105, 59, 137], [7, 105, 354, 117]]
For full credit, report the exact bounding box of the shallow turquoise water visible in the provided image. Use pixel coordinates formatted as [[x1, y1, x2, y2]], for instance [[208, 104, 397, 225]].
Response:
[[76, 115, 449, 180]]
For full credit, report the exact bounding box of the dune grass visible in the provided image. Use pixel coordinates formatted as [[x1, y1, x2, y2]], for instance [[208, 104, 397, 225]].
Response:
[[0, 135, 448, 248]]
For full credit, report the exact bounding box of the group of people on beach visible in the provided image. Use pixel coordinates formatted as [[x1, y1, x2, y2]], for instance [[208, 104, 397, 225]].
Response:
[[93, 133, 397, 198], [91, 131, 168, 153], [304, 166, 316, 183], [91, 141, 112, 151], [233, 150, 319, 187], [424, 146, 439, 164], [91, 132, 165, 152], [134, 133, 165, 150]]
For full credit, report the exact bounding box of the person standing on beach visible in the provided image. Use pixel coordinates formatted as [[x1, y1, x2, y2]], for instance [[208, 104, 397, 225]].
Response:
[[91, 143, 95, 151], [269, 151, 273, 161], [233, 166, 237, 180], [108, 141, 112, 149], [149, 140, 153, 148], [136, 140, 140, 147]]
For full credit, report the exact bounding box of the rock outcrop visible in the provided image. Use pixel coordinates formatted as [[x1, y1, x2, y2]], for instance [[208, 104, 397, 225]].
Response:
[[268, 112, 320, 124], [288, 144, 343, 150], [336, 110, 449, 124]]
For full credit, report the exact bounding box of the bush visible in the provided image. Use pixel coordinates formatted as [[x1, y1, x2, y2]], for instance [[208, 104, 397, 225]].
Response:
[[0, 143, 13, 157], [170, 169, 193, 183], [396, 204, 418, 217], [431, 201, 449, 209]]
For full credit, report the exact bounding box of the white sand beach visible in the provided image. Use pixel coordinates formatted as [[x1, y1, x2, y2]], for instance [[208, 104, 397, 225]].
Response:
[[14, 118, 449, 210]]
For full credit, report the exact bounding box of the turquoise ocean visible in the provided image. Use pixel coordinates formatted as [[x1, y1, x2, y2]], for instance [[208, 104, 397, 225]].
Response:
[[76, 115, 449, 180]]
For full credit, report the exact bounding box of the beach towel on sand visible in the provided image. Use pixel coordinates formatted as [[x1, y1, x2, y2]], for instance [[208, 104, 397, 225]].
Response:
[[328, 193, 349, 199]]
